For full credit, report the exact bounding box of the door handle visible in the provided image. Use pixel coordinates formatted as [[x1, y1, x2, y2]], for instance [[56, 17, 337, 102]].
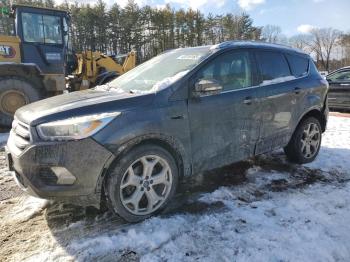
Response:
[[243, 96, 252, 105], [294, 87, 301, 94], [171, 115, 184, 120], [340, 83, 350, 86]]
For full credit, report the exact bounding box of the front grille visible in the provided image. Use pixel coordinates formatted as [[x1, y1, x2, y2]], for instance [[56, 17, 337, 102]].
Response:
[[39, 167, 58, 185], [11, 119, 31, 151]]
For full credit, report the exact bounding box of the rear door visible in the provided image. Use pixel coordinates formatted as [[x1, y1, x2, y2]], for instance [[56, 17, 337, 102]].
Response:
[[327, 69, 350, 110], [188, 49, 261, 173], [254, 50, 305, 154]]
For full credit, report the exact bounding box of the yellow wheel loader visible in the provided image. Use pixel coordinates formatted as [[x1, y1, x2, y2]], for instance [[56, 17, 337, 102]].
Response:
[[68, 50, 136, 91], [0, 4, 136, 127]]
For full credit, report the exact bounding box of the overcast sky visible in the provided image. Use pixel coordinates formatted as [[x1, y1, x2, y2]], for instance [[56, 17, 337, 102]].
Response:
[[59, 0, 350, 36]]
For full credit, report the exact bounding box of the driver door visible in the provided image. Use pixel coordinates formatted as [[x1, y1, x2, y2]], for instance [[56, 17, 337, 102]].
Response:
[[327, 69, 350, 109], [188, 50, 261, 173]]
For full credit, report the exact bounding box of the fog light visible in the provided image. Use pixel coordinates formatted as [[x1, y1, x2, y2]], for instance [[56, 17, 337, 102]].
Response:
[[51, 167, 76, 185]]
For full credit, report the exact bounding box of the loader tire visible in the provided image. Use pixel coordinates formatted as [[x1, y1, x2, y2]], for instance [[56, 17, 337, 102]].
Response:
[[0, 77, 42, 127]]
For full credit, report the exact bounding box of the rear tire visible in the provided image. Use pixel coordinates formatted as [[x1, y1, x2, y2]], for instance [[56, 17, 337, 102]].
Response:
[[0, 77, 42, 127], [284, 117, 322, 164], [106, 144, 178, 222]]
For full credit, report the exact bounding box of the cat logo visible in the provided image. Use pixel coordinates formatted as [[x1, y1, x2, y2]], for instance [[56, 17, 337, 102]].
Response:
[[0, 45, 16, 58]]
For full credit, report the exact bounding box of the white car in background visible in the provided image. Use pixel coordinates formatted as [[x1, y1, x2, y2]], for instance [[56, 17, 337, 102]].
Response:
[[319, 71, 328, 79]]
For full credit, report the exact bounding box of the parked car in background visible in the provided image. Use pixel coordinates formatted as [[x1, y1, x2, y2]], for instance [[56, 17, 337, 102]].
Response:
[[6, 41, 329, 222], [319, 71, 328, 79], [327, 66, 350, 111]]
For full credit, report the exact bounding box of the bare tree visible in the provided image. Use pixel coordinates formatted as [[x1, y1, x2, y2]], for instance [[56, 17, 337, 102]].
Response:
[[308, 28, 342, 71], [339, 33, 350, 66], [261, 24, 282, 43], [288, 34, 312, 52]]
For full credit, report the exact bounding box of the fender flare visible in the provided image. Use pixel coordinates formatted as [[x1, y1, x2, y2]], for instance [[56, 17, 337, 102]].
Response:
[[95, 133, 192, 194], [295, 106, 327, 134], [0, 63, 44, 89]]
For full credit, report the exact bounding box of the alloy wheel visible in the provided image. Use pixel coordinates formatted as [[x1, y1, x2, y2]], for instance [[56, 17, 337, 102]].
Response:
[[300, 122, 321, 159], [119, 155, 173, 215]]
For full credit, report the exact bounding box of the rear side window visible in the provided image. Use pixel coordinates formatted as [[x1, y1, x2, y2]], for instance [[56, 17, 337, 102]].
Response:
[[256, 51, 294, 85], [286, 54, 309, 77]]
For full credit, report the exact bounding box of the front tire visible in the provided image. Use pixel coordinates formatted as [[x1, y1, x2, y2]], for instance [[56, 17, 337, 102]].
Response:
[[106, 144, 178, 222], [0, 77, 42, 127], [284, 117, 322, 164]]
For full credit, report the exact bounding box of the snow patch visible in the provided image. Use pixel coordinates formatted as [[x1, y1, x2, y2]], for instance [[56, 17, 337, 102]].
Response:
[[94, 84, 125, 93], [97, 70, 189, 95], [305, 116, 350, 173], [11, 196, 49, 222], [149, 70, 189, 93], [67, 216, 188, 261]]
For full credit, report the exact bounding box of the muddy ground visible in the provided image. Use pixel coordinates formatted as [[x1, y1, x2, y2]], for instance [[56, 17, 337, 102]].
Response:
[[0, 146, 347, 262], [0, 112, 349, 261]]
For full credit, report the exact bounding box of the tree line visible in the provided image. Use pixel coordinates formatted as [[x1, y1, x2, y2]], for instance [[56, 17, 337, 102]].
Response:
[[0, 0, 261, 63], [262, 25, 350, 72], [0, 0, 349, 71]]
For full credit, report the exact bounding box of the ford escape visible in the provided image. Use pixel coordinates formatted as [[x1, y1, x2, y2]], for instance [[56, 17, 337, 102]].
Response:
[[6, 41, 329, 222]]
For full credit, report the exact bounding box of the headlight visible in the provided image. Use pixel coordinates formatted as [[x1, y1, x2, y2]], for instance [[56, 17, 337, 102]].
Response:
[[37, 112, 121, 141]]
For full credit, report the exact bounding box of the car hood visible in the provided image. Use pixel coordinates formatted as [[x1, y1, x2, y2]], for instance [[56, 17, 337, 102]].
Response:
[[15, 89, 155, 126]]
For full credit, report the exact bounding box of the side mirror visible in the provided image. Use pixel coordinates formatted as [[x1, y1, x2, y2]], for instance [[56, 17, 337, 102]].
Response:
[[193, 79, 223, 97]]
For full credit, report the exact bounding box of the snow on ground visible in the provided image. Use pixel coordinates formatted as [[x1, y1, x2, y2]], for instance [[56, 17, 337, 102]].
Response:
[[1, 115, 350, 262], [305, 116, 350, 172], [11, 196, 49, 223]]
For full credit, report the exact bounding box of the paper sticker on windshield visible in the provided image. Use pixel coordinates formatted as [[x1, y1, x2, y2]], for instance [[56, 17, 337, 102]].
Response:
[[176, 55, 201, 60]]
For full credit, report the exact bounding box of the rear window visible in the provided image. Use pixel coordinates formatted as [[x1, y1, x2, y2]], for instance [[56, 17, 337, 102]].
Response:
[[286, 54, 309, 78], [256, 51, 293, 85]]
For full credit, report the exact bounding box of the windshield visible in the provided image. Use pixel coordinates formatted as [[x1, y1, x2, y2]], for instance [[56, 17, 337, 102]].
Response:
[[22, 12, 63, 44], [107, 46, 213, 93]]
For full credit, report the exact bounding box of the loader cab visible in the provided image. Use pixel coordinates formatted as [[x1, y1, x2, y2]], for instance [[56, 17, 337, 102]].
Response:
[[13, 5, 70, 75]]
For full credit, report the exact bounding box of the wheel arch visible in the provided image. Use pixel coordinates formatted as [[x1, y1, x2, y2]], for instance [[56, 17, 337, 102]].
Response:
[[297, 108, 327, 133], [96, 133, 191, 198], [0, 63, 45, 90]]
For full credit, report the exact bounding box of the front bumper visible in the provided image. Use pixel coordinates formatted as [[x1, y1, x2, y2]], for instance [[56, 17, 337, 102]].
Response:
[[6, 136, 113, 207]]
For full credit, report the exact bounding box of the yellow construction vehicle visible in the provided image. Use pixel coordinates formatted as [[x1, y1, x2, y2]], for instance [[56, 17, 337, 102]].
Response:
[[0, 4, 136, 127], [69, 50, 136, 91]]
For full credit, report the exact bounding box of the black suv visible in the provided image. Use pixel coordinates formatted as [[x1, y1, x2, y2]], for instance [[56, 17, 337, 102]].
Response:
[[6, 41, 329, 222], [326, 66, 350, 111]]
